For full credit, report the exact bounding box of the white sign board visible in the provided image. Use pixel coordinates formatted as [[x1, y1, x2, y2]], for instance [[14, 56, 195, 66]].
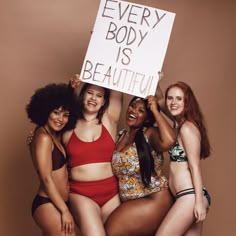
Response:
[[80, 0, 175, 97]]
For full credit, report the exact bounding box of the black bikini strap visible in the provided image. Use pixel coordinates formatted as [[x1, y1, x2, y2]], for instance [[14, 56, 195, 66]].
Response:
[[42, 126, 49, 133], [176, 190, 195, 199], [176, 187, 194, 195], [176, 188, 195, 199], [42, 126, 55, 143], [116, 129, 127, 144]]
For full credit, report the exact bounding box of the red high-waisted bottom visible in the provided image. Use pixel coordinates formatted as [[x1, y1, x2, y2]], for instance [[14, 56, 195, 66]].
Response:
[[69, 175, 118, 207]]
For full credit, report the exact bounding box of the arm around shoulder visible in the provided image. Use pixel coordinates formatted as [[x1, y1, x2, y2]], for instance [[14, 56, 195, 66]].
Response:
[[62, 129, 73, 147]]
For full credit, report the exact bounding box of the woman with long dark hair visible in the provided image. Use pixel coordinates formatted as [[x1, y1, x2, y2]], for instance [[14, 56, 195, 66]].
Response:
[[105, 95, 176, 236]]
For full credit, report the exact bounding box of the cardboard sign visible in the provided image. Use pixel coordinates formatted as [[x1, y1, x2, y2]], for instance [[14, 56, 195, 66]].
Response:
[[80, 0, 175, 97]]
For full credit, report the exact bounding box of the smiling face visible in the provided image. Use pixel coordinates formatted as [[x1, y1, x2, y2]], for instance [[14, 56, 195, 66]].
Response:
[[46, 106, 69, 132], [126, 98, 148, 128], [166, 87, 185, 118], [83, 85, 105, 114]]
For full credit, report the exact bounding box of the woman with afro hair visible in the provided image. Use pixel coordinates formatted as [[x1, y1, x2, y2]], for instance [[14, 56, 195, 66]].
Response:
[[26, 83, 77, 236]]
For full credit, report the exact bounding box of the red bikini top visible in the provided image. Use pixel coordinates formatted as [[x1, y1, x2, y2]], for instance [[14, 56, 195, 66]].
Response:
[[67, 125, 115, 167]]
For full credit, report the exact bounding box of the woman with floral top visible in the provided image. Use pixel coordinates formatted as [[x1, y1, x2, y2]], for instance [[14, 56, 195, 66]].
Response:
[[105, 95, 176, 236]]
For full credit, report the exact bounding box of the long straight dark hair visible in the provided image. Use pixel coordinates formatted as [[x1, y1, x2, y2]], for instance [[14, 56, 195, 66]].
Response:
[[129, 97, 156, 186]]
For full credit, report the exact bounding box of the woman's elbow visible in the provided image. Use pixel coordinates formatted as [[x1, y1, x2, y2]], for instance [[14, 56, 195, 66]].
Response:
[[160, 140, 174, 151], [164, 134, 176, 150]]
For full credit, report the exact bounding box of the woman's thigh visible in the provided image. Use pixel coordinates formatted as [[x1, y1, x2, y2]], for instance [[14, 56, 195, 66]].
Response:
[[69, 193, 105, 236], [156, 194, 197, 236], [105, 189, 173, 236], [33, 203, 67, 236], [101, 194, 120, 223]]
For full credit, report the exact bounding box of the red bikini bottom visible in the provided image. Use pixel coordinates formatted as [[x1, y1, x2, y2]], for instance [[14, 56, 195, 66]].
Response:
[[69, 175, 118, 207]]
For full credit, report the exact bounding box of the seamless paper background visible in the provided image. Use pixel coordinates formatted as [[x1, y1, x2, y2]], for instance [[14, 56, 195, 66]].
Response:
[[0, 0, 234, 235]]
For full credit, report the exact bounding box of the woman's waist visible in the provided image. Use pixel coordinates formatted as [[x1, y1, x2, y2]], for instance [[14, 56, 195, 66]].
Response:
[[119, 175, 168, 200], [169, 161, 189, 169], [37, 184, 69, 202], [116, 171, 168, 183], [120, 183, 168, 202], [168, 172, 193, 195], [70, 163, 114, 182]]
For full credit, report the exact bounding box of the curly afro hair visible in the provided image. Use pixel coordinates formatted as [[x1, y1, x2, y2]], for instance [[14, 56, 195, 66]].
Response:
[[26, 83, 78, 131]]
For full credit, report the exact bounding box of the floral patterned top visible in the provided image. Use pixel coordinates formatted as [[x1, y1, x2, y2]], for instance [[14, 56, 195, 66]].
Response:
[[112, 129, 168, 202]]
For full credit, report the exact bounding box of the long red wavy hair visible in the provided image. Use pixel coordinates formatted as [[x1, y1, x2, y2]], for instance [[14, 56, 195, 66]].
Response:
[[165, 81, 211, 159]]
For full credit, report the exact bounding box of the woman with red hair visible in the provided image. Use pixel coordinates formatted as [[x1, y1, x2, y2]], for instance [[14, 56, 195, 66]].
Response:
[[156, 81, 211, 236]]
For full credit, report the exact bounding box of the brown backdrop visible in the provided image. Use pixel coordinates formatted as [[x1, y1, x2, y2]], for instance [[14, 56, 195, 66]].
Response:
[[0, 0, 235, 235]]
